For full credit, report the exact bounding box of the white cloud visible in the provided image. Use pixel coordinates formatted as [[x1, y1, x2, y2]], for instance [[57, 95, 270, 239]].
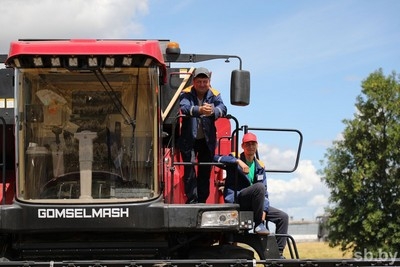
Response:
[[242, 138, 330, 220], [258, 143, 298, 171], [0, 0, 149, 52], [267, 160, 329, 220]]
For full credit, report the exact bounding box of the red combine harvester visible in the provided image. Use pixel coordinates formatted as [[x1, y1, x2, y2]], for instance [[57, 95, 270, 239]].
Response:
[[1, 39, 391, 267]]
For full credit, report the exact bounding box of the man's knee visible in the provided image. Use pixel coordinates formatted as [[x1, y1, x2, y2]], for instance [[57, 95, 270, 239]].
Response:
[[253, 182, 265, 193], [281, 210, 289, 221]]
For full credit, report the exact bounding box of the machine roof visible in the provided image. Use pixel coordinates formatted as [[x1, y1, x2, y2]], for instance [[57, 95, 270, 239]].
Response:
[[5, 39, 167, 76]]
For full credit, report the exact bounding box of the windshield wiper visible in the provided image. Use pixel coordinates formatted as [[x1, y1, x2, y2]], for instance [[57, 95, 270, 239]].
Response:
[[92, 69, 136, 131]]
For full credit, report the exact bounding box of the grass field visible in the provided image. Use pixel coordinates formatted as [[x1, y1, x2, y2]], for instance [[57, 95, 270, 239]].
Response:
[[284, 242, 352, 259]]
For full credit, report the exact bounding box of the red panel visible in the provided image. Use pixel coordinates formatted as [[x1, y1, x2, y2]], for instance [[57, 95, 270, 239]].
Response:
[[163, 148, 186, 204], [208, 118, 232, 204], [163, 118, 233, 204], [0, 171, 15, 204], [5, 39, 166, 75], [215, 118, 232, 155]]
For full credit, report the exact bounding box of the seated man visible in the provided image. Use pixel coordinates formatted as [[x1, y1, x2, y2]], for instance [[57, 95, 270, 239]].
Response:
[[214, 132, 289, 256]]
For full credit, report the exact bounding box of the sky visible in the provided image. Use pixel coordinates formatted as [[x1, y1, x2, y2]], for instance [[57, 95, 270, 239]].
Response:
[[1, 0, 399, 221]]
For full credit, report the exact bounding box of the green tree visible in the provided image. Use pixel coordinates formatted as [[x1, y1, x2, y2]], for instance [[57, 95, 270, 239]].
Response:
[[320, 69, 400, 256]]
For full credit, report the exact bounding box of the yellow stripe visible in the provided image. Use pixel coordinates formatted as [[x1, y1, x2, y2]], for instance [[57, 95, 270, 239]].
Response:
[[256, 158, 265, 169], [182, 86, 220, 96], [210, 87, 220, 96]]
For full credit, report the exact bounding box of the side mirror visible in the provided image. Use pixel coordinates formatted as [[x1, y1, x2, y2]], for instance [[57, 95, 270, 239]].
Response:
[[230, 70, 250, 106]]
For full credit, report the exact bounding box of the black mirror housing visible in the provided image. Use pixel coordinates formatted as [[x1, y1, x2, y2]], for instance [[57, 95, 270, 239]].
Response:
[[230, 70, 250, 106]]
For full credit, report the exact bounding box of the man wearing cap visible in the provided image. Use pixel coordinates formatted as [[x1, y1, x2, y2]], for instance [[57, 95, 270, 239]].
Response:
[[214, 132, 289, 257], [179, 67, 227, 204]]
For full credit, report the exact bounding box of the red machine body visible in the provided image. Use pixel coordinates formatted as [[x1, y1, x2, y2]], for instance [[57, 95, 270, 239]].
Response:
[[0, 39, 307, 266]]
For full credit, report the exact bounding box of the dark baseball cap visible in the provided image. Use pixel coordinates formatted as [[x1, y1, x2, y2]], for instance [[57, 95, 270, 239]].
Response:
[[193, 67, 210, 78]]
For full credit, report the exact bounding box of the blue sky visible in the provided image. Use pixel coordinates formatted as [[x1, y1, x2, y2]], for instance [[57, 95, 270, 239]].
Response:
[[1, 0, 399, 221]]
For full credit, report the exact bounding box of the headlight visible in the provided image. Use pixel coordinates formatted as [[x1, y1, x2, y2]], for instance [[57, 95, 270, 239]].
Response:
[[200, 210, 239, 227]]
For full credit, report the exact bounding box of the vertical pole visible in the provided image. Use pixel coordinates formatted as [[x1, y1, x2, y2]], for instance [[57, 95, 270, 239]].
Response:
[[74, 131, 97, 199]]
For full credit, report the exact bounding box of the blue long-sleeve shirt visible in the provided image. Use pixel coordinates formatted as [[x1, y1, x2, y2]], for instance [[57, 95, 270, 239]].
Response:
[[179, 86, 227, 153], [214, 152, 270, 212]]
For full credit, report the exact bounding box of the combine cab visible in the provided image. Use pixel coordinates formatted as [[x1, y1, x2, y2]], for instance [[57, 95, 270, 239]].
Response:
[[0, 39, 308, 266]]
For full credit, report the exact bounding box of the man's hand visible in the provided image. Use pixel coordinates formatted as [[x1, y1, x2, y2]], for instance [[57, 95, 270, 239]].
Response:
[[200, 103, 214, 116], [237, 159, 249, 173]]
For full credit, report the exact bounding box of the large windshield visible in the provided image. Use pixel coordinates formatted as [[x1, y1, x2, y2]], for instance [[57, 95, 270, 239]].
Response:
[[16, 67, 159, 202]]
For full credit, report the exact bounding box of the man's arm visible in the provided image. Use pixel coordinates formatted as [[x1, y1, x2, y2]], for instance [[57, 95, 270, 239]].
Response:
[[213, 154, 249, 173], [179, 91, 201, 117], [207, 88, 227, 118], [236, 159, 249, 174], [211, 92, 227, 118]]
